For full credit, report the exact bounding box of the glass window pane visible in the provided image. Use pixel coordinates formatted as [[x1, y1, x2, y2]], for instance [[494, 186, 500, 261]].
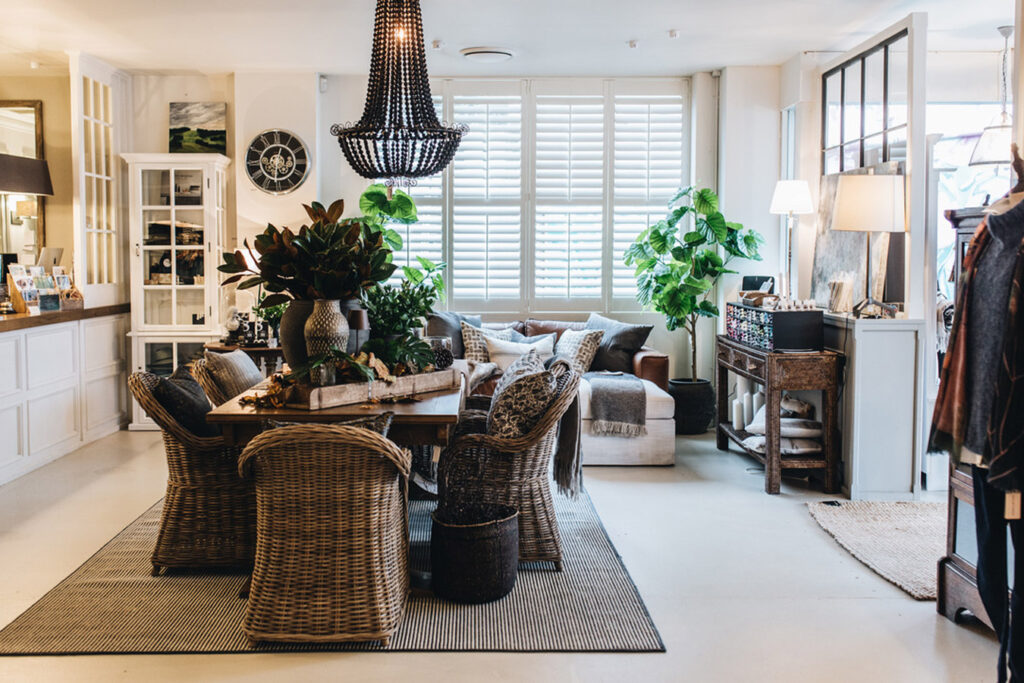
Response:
[[143, 210, 171, 245], [887, 126, 908, 163], [864, 134, 884, 166], [176, 249, 204, 286], [172, 169, 203, 206], [842, 142, 860, 171], [176, 289, 206, 326], [887, 38, 908, 128], [142, 170, 170, 206], [144, 342, 174, 376], [843, 62, 862, 143], [143, 290, 172, 326], [864, 50, 884, 136], [174, 209, 204, 246], [824, 147, 841, 175], [144, 249, 172, 285], [825, 72, 842, 149]]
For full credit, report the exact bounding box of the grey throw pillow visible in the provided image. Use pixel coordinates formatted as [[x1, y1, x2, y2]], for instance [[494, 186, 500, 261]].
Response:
[[585, 313, 653, 373], [152, 366, 219, 438], [426, 312, 482, 359], [204, 349, 264, 401]]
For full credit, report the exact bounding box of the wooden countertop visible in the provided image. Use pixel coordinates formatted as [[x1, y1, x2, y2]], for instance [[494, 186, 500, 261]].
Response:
[[0, 303, 130, 333]]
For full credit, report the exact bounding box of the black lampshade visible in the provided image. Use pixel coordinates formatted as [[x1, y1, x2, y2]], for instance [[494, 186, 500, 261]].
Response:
[[0, 153, 53, 196], [331, 0, 466, 185]]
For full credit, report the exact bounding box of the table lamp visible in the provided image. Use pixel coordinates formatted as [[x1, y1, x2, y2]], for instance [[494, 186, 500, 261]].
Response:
[[769, 180, 813, 300], [831, 174, 906, 318]]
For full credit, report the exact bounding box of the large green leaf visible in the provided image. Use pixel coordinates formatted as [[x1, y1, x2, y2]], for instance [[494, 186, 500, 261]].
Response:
[[648, 223, 674, 255], [667, 186, 694, 207], [693, 188, 719, 215], [705, 211, 728, 242]]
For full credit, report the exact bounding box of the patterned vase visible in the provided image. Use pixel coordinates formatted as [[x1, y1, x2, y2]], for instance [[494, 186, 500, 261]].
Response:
[[304, 299, 350, 386]]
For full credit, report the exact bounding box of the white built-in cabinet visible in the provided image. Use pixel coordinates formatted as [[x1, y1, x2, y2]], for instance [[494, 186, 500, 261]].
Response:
[[121, 154, 231, 429], [0, 312, 129, 486]]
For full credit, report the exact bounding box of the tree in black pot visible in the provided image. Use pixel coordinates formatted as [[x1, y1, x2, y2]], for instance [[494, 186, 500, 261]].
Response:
[[624, 186, 763, 434]]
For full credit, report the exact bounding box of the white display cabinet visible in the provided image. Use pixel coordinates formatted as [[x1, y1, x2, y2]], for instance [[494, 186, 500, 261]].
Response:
[[121, 154, 230, 429]]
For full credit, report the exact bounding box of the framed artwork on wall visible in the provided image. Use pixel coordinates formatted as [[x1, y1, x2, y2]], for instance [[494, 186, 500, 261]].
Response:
[[169, 102, 227, 154]]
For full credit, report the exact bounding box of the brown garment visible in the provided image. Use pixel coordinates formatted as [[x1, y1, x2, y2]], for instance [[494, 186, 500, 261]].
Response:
[[931, 217, 1024, 491]]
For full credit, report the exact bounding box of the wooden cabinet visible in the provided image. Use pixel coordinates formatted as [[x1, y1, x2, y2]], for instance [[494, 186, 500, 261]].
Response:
[[121, 154, 230, 429]]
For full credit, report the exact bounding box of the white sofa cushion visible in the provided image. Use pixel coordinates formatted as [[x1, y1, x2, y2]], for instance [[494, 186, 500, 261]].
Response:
[[578, 376, 674, 421]]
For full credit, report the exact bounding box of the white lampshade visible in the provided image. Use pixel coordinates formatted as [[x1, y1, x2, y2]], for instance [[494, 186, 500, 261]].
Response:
[[969, 113, 1013, 165], [832, 174, 906, 233], [769, 180, 814, 215]]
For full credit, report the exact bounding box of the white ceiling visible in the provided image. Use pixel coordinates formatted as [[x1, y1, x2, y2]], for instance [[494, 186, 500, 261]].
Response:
[[0, 0, 1015, 77]]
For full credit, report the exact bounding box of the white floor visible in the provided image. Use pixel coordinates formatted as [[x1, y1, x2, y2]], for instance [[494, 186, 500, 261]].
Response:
[[0, 430, 998, 682]]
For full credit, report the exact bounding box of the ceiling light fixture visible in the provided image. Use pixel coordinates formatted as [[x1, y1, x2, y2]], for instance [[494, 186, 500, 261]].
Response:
[[459, 47, 514, 63], [668, 30, 679, 39], [431, 39, 444, 50], [332, 0, 466, 186], [628, 40, 639, 49]]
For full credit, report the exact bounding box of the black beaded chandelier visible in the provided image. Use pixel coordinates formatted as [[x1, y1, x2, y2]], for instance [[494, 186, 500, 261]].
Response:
[[332, 0, 466, 186]]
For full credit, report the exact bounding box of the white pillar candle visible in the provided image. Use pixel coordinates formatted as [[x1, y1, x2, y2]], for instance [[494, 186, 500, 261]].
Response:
[[753, 390, 765, 416], [732, 399, 745, 431], [743, 392, 754, 425], [735, 376, 750, 400]]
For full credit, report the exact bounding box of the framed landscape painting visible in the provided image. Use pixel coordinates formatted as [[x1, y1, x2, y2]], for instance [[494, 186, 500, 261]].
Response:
[[169, 102, 227, 154]]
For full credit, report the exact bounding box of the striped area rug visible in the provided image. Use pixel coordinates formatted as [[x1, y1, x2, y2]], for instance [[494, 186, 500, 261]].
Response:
[[0, 489, 663, 654]]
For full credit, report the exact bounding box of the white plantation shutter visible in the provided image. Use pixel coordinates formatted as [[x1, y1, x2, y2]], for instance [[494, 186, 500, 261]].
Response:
[[612, 97, 686, 299], [451, 96, 522, 299], [534, 97, 604, 299]]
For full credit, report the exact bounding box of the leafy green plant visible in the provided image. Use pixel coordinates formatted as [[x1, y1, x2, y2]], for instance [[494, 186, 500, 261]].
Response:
[[218, 197, 400, 306], [362, 257, 446, 337], [624, 186, 764, 381], [253, 288, 286, 331], [361, 335, 435, 374]]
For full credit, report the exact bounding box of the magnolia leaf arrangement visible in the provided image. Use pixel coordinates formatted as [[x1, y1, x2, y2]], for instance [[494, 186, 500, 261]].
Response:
[[218, 184, 417, 307], [624, 186, 764, 381]]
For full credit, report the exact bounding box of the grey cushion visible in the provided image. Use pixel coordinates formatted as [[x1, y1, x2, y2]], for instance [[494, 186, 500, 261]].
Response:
[[487, 352, 558, 439], [153, 366, 219, 438], [204, 349, 264, 401], [585, 313, 653, 373], [426, 312, 482, 359]]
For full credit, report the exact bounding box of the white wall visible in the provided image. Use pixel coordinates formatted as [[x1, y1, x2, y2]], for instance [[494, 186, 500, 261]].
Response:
[[316, 74, 372, 216]]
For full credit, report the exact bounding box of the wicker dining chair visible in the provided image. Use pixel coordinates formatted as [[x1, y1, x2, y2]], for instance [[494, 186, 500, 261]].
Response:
[[238, 424, 412, 646], [438, 362, 581, 571], [127, 372, 256, 575], [192, 355, 263, 407]]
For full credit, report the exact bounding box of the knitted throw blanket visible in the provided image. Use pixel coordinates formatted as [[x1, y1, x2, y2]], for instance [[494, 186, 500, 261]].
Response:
[[583, 371, 647, 437]]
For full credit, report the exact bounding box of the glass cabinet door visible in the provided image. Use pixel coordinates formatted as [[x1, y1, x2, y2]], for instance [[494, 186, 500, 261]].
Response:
[[142, 340, 206, 377], [139, 166, 209, 328]]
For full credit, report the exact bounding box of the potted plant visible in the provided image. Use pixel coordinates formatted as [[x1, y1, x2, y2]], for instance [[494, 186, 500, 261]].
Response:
[[624, 186, 763, 434], [218, 196, 402, 370], [362, 257, 446, 339]]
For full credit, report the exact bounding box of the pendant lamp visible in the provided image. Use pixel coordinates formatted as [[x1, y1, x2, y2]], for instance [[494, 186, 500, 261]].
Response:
[[332, 0, 466, 186], [970, 25, 1014, 166]]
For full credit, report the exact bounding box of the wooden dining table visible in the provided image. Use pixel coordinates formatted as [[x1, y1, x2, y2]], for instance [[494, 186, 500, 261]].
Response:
[[206, 376, 466, 449]]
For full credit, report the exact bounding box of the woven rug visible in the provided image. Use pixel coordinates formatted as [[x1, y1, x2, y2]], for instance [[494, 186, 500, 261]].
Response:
[[807, 500, 946, 600], [0, 489, 663, 654]]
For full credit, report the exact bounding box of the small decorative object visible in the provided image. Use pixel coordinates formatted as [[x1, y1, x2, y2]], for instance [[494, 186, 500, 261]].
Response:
[[742, 392, 754, 425], [332, 0, 466, 185], [38, 291, 60, 312], [424, 335, 453, 369], [304, 299, 350, 386], [753, 390, 765, 416], [726, 302, 824, 352], [245, 129, 310, 195], [731, 399, 744, 431], [59, 286, 84, 310], [169, 102, 227, 154]]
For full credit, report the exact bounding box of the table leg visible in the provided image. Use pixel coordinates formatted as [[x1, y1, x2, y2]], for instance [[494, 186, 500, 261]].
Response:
[[765, 385, 782, 494], [823, 383, 840, 494], [716, 360, 729, 451]]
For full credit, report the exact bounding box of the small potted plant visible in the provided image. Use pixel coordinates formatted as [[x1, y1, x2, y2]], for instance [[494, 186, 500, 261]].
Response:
[[624, 186, 763, 434], [362, 257, 446, 339]]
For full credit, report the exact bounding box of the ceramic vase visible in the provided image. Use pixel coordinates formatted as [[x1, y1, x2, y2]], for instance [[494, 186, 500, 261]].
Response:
[[278, 299, 314, 369], [304, 299, 350, 386]]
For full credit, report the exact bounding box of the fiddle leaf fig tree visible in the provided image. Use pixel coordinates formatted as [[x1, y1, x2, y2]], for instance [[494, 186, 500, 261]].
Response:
[[624, 186, 764, 381]]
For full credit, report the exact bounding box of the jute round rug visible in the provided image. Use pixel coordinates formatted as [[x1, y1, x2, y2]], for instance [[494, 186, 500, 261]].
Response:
[[807, 500, 946, 600], [0, 488, 663, 655]]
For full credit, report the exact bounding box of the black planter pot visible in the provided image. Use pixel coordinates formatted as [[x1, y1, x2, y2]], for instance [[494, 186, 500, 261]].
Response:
[[338, 298, 367, 354], [431, 503, 519, 604], [278, 299, 314, 369], [668, 378, 716, 435]]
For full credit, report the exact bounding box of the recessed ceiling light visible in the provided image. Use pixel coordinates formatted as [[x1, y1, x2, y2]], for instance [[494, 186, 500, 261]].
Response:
[[460, 47, 514, 63], [431, 39, 444, 50], [628, 40, 639, 49], [668, 30, 679, 39]]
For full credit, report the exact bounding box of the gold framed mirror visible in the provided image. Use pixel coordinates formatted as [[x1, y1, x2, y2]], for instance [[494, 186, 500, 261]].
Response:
[[0, 100, 45, 261]]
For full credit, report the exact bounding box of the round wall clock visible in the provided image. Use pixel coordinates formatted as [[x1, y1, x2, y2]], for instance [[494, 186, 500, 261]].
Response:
[[244, 129, 310, 195]]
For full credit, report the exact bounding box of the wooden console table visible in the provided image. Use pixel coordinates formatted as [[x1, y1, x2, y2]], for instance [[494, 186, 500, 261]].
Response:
[[715, 335, 842, 494]]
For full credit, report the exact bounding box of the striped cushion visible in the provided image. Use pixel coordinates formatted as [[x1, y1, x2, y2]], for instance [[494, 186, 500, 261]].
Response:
[[203, 350, 263, 402]]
